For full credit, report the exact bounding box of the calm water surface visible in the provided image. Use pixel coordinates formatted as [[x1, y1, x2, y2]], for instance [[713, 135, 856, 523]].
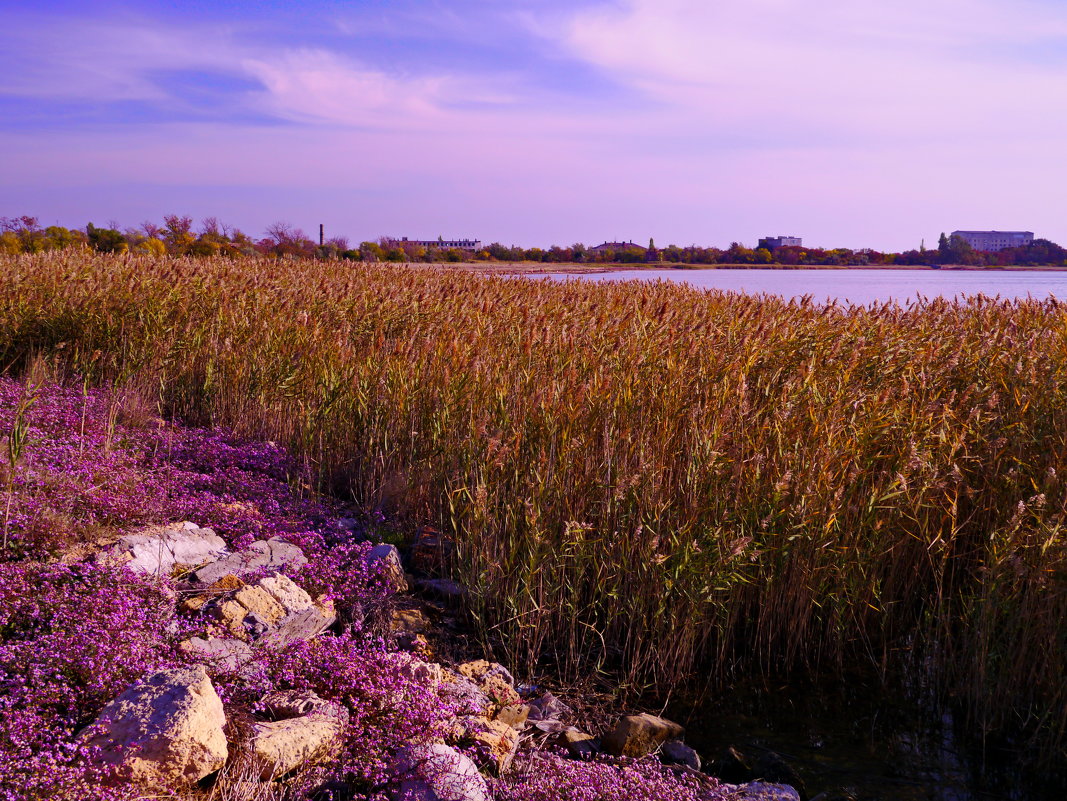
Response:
[[543, 268, 1067, 305]]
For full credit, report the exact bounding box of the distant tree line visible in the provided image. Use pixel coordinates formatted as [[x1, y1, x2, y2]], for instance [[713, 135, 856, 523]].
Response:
[[0, 216, 349, 260], [2, 216, 1065, 266]]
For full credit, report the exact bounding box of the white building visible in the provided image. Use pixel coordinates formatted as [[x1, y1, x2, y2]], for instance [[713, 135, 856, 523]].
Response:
[[951, 231, 1033, 252], [758, 236, 802, 249]]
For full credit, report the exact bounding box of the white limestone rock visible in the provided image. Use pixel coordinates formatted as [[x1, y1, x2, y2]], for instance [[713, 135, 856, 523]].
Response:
[[111, 522, 226, 576], [391, 743, 489, 801], [190, 538, 307, 585]]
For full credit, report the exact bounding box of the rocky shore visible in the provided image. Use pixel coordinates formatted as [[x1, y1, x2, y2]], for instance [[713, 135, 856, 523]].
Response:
[[0, 376, 810, 801], [63, 518, 803, 800]]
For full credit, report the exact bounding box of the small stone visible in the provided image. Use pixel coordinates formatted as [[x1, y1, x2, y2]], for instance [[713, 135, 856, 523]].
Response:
[[661, 739, 701, 771], [458, 660, 491, 681], [394, 654, 443, 688], [251, 719, 341, 779], [455, 662, 519, 711], [180, 575, 246, 615], [213, 599, 249, 638], [458, 660, 515, 688], [527, 692, 571, 722], [472, 718, 519, 773], [179, 636, 255, 674], [180, 595, 210, 614], [602, 713, 684, 758], [260, 605, 337, 649], [258, 573, 315, 613], [449, 716, 519, 774], [494, 703, 530, 730], [391, 607, 432, 634], [366, 544, 408, 593], [555, 727, 599, 760], [439, 676, 492, 717], [261, 689, 334, 719], [210, 574, 247, 592], [233, 585, 288, 625], [482, 676, 520, 710], [734, 782, 802, 801], [391, 743, 489, 801]]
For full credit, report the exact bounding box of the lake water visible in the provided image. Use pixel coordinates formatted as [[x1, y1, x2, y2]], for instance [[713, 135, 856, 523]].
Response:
[[543, 268, 1067, 306]]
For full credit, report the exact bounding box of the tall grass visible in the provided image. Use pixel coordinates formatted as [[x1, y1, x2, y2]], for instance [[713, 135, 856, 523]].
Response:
[[0, 252, 1063, 768]]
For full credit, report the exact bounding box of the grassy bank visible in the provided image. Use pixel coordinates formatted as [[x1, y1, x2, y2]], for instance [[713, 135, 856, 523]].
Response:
[[0, 252, 1063, 772]]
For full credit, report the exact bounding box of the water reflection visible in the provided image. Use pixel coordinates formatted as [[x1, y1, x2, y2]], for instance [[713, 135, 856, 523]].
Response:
[[673, 678, 1025, 801], [541, 268, 1067, 306]]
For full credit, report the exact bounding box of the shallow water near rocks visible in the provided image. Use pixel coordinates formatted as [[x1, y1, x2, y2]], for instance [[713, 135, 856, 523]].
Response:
[[671, 678, 1034, 801]]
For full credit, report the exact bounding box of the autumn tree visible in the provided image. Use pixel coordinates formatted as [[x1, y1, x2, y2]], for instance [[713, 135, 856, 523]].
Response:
[[753, 247, 773, 264], [85, 223, 127, 253], [358, 241, 383, 261], [162, 215, 195, 255], [43, 226, 86, 251], [261, 222, 315, 258], [725, 242, 755, 264], [135, 237, 167, 256], [945, 234, 976, 264]]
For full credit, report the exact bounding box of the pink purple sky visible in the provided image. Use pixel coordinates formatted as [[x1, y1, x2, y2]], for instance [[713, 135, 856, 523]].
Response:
[[3, 0, 1067, 250]]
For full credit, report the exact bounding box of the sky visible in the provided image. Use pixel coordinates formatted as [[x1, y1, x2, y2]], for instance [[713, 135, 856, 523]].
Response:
[[3, 0, 1067, 250]]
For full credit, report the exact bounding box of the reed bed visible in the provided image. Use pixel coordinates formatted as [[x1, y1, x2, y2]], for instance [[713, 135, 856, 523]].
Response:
[[0, 252, 1063, 769]]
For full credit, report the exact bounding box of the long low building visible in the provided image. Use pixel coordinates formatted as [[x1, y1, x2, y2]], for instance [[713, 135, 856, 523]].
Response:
[[387, 237, 483, 250], [588, 240, 647, 253], [951, 230, 1034, 252], [758, 236, 802, 249]]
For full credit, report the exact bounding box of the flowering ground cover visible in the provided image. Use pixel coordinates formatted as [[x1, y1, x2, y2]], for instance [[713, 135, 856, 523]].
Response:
[[0, 375, 735, 801], [0, 375, 441, 799], [495, 753, 729, 801], [0, 377, 335, 559]]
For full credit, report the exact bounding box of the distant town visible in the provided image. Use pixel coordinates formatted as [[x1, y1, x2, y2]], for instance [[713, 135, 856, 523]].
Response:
[[1, 216, 1063, 267], [371, 229, 1059, 267]]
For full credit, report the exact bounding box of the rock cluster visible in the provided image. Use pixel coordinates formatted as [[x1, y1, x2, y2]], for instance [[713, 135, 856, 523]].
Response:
[[248, 691, 348, 779], [80, 520, 806, 801], [84, 529, 350, 789], [438, 660, 527, 774], [182, 571, 336, 647]]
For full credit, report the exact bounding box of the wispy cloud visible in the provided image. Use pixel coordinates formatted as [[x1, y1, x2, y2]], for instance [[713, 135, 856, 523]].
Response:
[[0, 8, 597, 134], [240, 49, 532, 130], [560, 0, 1067, 139]]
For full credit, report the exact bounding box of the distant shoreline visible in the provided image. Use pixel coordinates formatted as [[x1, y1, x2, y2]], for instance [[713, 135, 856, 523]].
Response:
[[416, 261, 1067, 274]]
